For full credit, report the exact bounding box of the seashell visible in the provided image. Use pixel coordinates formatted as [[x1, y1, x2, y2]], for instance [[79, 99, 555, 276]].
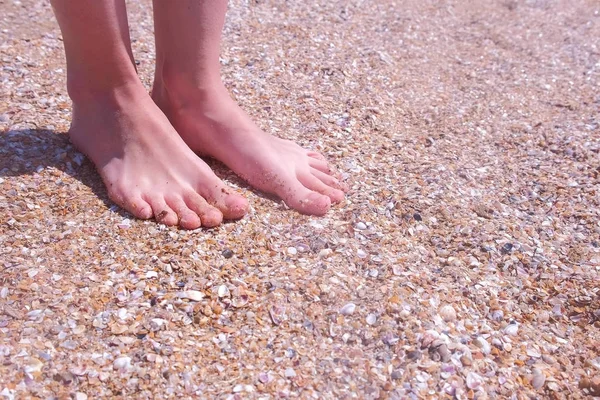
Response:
[[475, 336, 491, 354], [145, 271, 158, 279], [233, 384, 244, 393], [421, 330, 440, 348], [177, 290, 204, 301], [258, 372, 271, 384], [23, 358, 43, 375], [269, 306, 285, 326], [439, 304, 457, 322], [532, 370, 546, 390], [150, 318, 166, 331], [491, 309, 504, 321], [284, 368, 296, 378], [527, 346, 541, 358], [217, 285, 229, 298], [340, 303, 356, 316], [503, 323, 519, 336], [113, 356, 131, 370], [466, 371, 484, 389], [318, 248, 333, 258], [110, 324, 128, 335], [366, 314, 377, 325]]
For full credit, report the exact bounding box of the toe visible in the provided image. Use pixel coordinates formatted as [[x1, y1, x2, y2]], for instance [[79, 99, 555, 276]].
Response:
[[310, 168, 349, 192], [127, 194, 153, 219], [299, 171, 345, 203], [204, 183, 249, 220], [184, 191, 223, 228], [165, 195, 202, 230], [108, 188, 153, 219], [277, 175, 332, 216], [146, 196, 179, 226], [307, 151, 326, 161], [307, 157, 333, 174]]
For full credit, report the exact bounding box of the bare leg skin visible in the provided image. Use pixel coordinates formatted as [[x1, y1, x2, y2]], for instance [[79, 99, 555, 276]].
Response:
[[151, 0, 348, 216], [50, 0, 248, 229]]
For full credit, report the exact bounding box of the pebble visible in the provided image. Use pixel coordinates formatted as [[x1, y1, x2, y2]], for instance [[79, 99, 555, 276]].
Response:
[[501, 243, 514, 254], [222, 249, 234, 258], [287, 247, 297, 255], [355, 222, 367, 230], [391, 370, 403, 380], [340, 303, 356, 316], [54, 371, 74, 384], [74, 393, 88, 400], [72, 152, 85, 166]]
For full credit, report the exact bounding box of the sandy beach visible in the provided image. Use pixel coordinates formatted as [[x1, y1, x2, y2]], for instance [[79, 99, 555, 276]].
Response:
[[1, 0, 599, 398]]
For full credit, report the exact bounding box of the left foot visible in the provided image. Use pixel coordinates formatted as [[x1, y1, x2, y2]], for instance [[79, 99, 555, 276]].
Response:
[[152, 81, 347, 216]]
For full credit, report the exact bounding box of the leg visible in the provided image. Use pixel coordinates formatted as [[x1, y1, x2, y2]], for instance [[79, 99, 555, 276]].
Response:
[[151, 0, 348, 216], [50, 0, 248, 229]]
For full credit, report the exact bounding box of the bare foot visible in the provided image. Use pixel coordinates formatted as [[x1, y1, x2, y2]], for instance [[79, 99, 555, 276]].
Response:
[[152, 82, 348, 216], [69, 83, 248, 229]]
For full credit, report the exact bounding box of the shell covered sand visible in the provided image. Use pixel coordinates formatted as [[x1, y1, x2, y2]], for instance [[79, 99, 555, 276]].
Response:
[[1, 0, 599, 398]]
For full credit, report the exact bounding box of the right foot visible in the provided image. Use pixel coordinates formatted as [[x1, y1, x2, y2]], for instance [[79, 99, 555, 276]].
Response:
[[68, 83, 248, 229]]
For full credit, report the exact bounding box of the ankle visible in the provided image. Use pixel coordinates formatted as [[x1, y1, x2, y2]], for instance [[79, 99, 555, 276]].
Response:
[[67, 73, 146, 105], [153, 60, 226, 108]]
